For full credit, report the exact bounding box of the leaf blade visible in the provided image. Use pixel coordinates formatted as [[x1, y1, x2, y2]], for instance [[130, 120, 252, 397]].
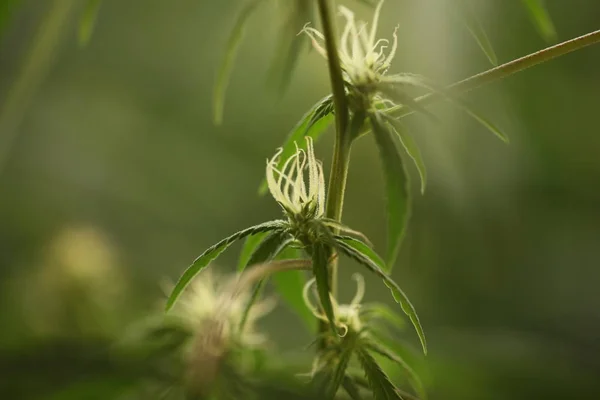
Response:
[[165, 220, 286, 311], [370, 114, 411, 270], [239, 232, 294, 330], [312, 242, 337, 335], [213, 0, 265, 125], [237, 231, 270, 271], [357, 346, 402, 400], [266, 1, 313, 93], [377, 84, 438, 122], [366, 340, 426, 400], [342, 376, 363, 400], [457, 3, 498, 65], [333, 237, 427, 355], [78, 0, 102, 47], [382, 116, 427, 195], [521, 0, 557, 42], [386, 73, 509, 143]]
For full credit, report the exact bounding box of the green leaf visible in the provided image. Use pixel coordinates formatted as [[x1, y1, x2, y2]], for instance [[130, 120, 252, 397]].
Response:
[[361, 302, 406, 330], [321, 217, 373, 247], [456, 2, 498, 65], [366, 341, 426, 400], [267, 1, 313, 92], [334, 235, 387, 272], [329, 333, 360, 398], [460, 103, 509, 143], [377, 84, 438, 122], [333, 237, 427, 355], [312, 333, 359, 399], [78, 0, 102, 47], [521, 0, 557, 42], [342, 376, 363, 400], [213, 0, 266, 125], [165, 220, 286, 311], [312, 242, 337, 335], [237, 231, 270, 271], [386, 73, 509, 143], [258, 95, 334, 195], [357, 347, 402, 400], [245, 230, 293, 270], [369, 114, 411, 270], [381, 115, 427, 195], [239, 231, 294, 330], [272, 244, 316, 332]]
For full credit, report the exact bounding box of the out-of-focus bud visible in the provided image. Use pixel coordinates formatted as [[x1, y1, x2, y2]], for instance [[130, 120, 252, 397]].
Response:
[[168, 270, 275, 398], [17, 225, 126, 337]]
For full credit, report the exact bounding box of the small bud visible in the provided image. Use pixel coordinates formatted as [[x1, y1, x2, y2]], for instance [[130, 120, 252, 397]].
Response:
[[266, 136, 326, 220]]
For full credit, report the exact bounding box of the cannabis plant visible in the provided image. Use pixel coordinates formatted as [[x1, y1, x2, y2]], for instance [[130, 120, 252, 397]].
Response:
[[145, 0, 600, 399], [11, 0, 592, 399]]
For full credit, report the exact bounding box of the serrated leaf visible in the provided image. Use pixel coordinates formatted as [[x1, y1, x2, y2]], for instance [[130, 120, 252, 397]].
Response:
[[460, 104, 509, 143], [312, 333, 358, 399], [369, 114, 411, 270], [333, 237, 427, 355], [361, 303, 406, 330], [335, 235, 386, 272], [239, 232, 294, 330], [386, 74, 509, 143], [78, 0, 101, 47], [166, 220, 286, 311], [321, 217, 373, 247], [213, 0, 266, 125], [521, 0, 557, 42], [267, 1, 313, 92], [245, 230, 293, 270], [342, 376, 363, 400], [366, 341, 426, 400], [377, 84, 438, 122], [329, 333, 360, 398], [381, 115, 427, 195], [456, 2, 498, 65], [312, 242, 337, 335], [237, 231, 270, 271], [272, 244, 316, 332], [258, 95, 334, 194], [357, 347, 402, 400]]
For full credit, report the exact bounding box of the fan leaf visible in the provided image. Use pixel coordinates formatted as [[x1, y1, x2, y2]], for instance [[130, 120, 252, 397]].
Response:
[[165, 220, 286, 310]]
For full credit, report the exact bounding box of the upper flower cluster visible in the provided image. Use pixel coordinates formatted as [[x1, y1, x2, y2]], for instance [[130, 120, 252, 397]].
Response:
[[266, 136, 325, 221], [303, 0, 397, 91]]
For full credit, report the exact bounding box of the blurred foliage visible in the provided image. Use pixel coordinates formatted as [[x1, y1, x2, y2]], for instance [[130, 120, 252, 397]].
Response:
[[1, 0, 600, 399]]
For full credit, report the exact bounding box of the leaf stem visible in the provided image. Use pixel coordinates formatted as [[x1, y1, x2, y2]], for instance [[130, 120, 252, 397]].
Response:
[[387, 28, 600, 117]]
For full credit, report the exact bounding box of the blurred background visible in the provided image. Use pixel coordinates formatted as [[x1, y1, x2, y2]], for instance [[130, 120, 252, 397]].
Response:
[[0, 0, 599, 399]]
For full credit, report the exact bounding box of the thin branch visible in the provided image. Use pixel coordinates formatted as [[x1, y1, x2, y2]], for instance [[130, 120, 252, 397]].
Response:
[[387, 29, 600, 117]]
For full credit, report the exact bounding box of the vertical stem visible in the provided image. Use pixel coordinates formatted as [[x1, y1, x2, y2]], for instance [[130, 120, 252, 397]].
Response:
[[316, 0, 348, 138], [316, 0, 351, 341]]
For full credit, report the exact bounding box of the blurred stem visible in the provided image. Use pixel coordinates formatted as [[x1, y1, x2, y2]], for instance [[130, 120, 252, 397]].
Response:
[[387, 28, 600, 117], [0, 0, 77, 175], [317, 0, 349, 345]]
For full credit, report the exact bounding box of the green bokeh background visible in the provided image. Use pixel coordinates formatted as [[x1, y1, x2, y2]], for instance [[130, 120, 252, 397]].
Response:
[[1, 0, 599, 398]]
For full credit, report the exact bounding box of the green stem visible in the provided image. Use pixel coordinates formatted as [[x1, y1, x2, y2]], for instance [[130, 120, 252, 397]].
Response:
[[316, 0, 349, 138], [316, 0, 351, 342], [387, 28, 600, 117]]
